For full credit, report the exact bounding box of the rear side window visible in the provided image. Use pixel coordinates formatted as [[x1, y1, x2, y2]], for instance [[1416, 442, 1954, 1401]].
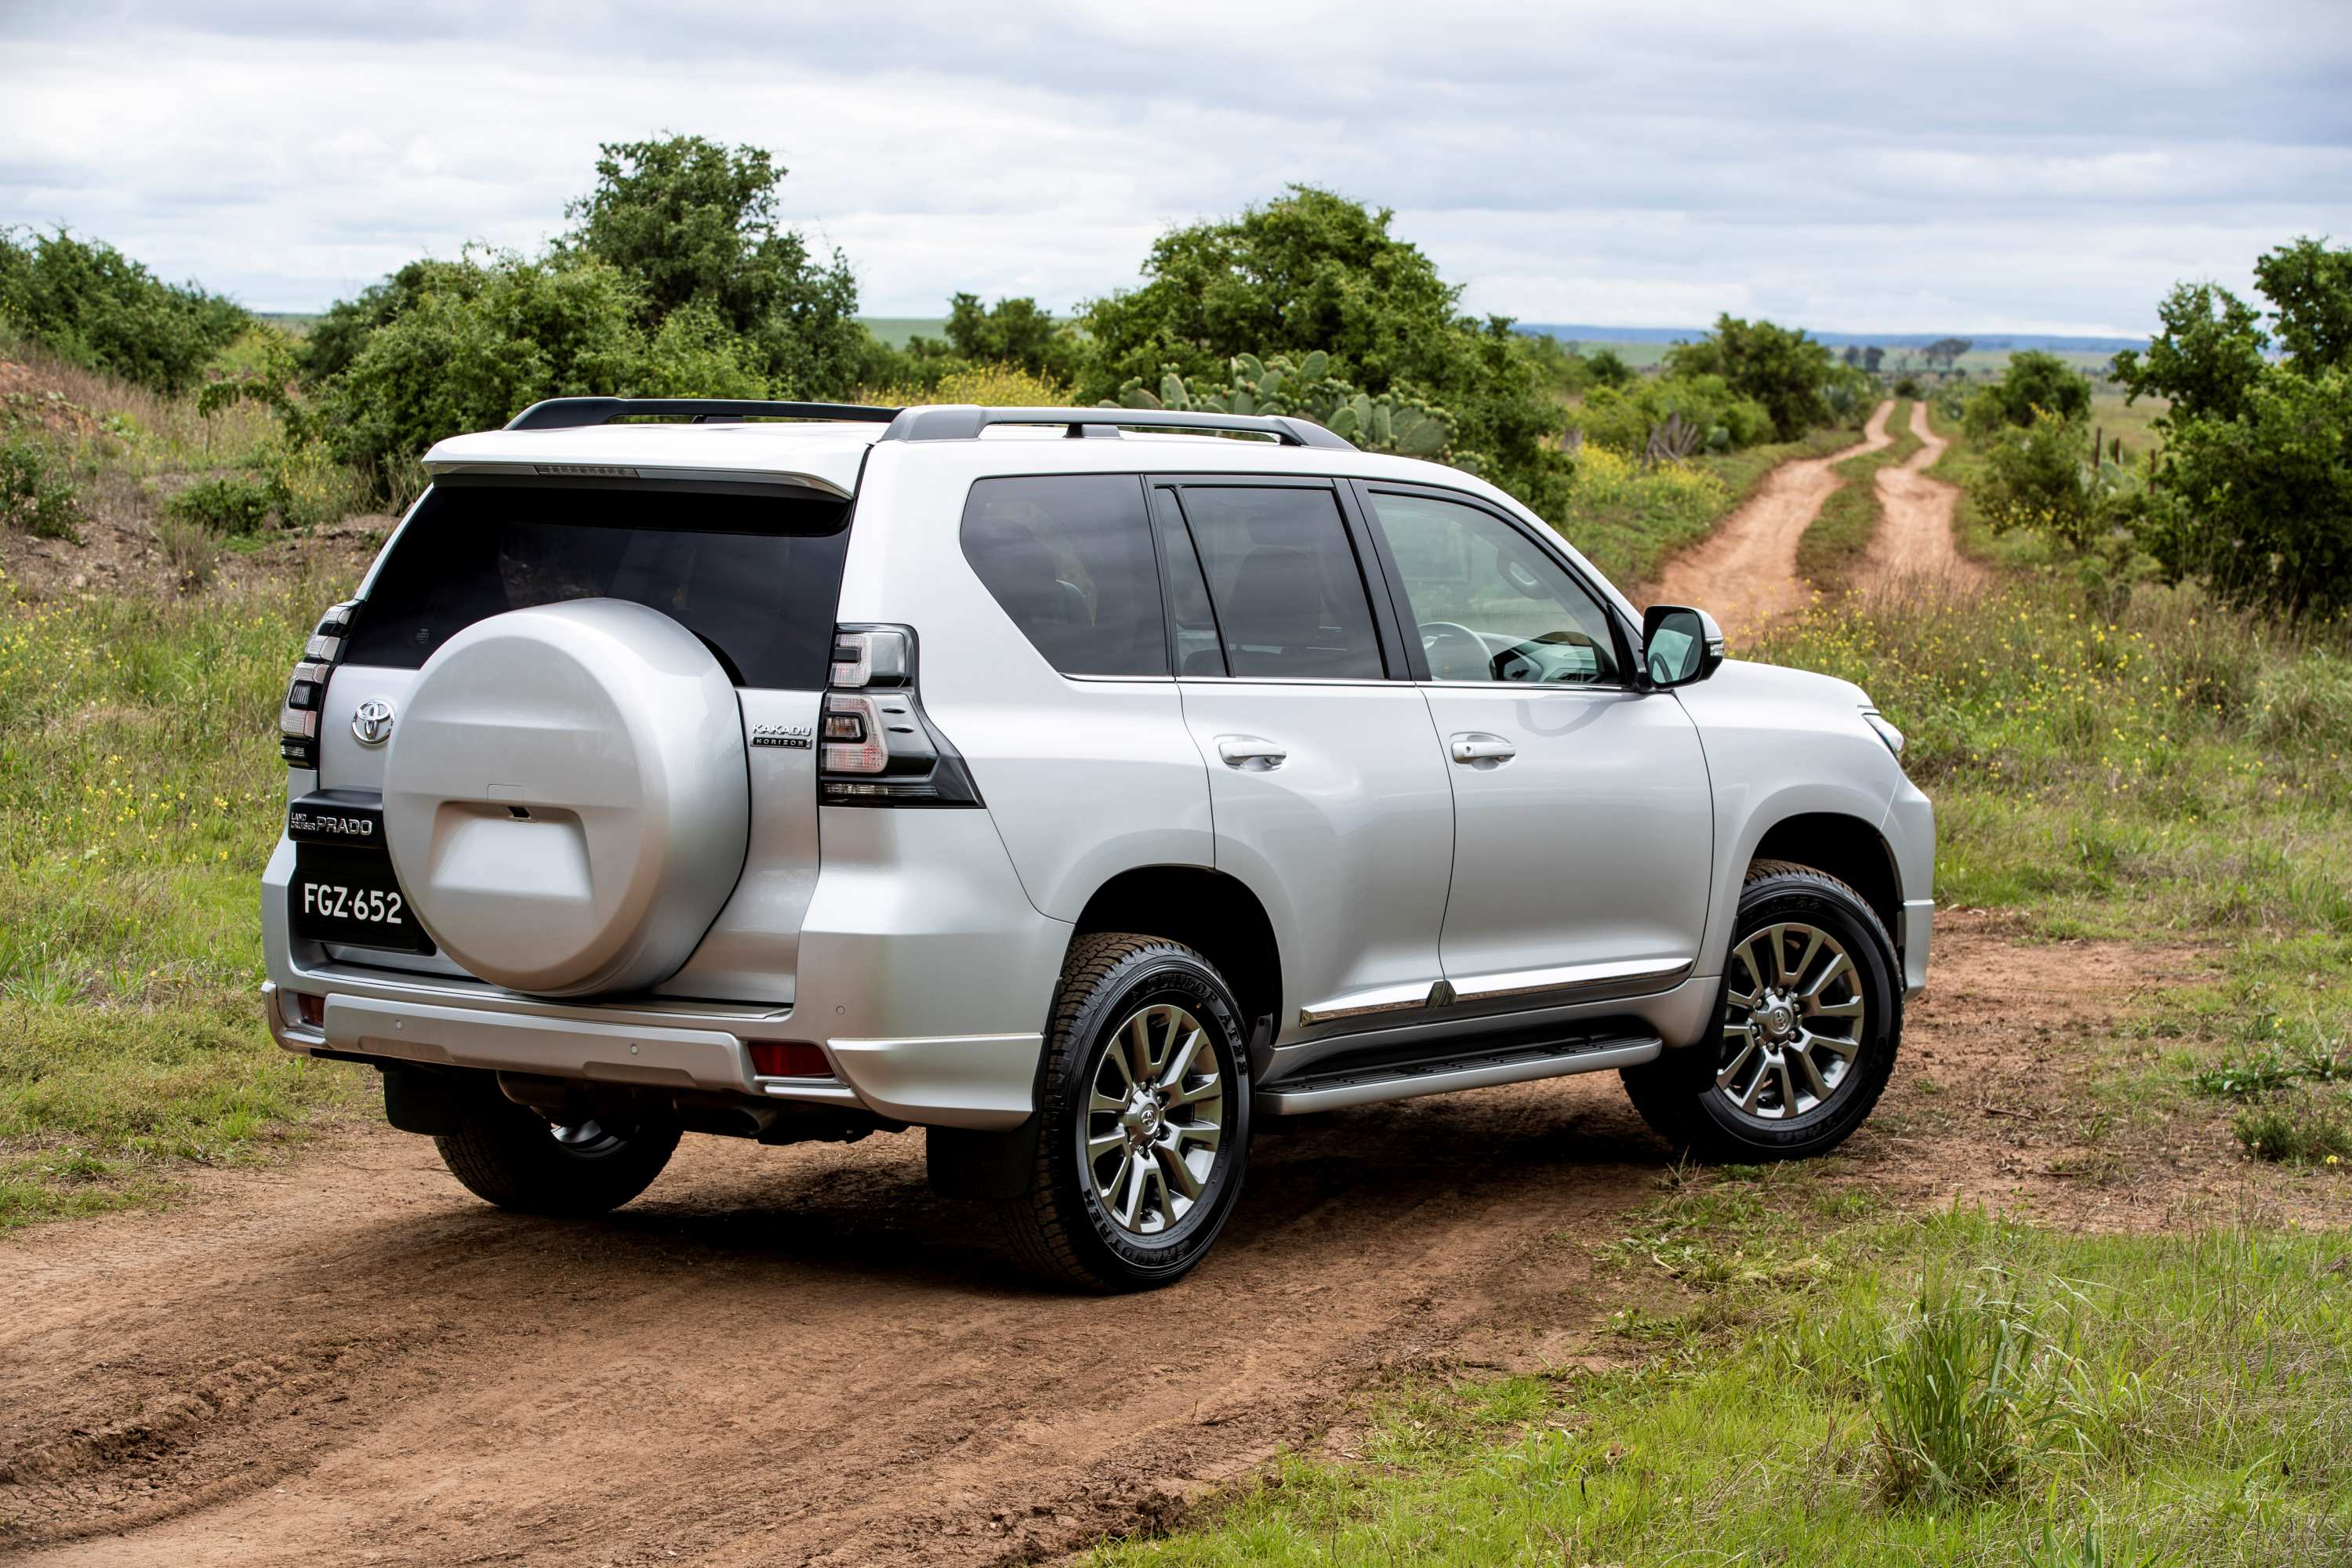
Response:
[[1171, 485, 1385, 680], [960, 475, 1167, 677], [344, 481, 851, 688]]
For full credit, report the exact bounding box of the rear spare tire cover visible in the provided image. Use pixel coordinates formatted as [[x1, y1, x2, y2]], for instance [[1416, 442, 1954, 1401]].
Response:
[[382, 597, 750, 997]]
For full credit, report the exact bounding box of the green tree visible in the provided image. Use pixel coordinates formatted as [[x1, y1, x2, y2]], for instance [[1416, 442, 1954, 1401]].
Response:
[[2118, 237, 2352, 620], [0, 227, 247, 395], [2111, 283, 2269, 423], [1964, 349, 2093, 434], [2254, 234, 2352, 372], [322, 251, 659, 495], [561, 135, 863, 395], [1662, 314, 1838, 441], [1077, 187, 1571, 516]]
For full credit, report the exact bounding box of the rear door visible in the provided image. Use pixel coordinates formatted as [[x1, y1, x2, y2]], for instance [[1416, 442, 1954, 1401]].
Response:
[[1152, 477, 1454, 1036], [1354, 482, 1715, 1008], [310, 477, 851, 1001]]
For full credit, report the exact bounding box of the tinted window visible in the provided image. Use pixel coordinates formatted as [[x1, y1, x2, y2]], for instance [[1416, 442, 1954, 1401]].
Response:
[[961, 476, 1167, 677], [1152, 486, 1225, 677], [1174, 485, 1384, 680], [344, 482, 851, 688], [1367, 490, 1624, 686]]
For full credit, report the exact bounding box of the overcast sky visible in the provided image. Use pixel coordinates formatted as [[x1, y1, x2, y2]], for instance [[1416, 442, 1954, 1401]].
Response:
[[3, 0, 2347, 336]]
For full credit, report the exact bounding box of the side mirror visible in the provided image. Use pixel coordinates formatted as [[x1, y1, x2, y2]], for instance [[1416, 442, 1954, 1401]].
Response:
[[1642, 604, 1725, 688]]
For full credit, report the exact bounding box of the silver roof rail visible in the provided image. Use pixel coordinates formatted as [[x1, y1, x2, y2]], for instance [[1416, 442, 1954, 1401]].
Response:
[[506, 397, 902, 431], [878, 405, 1356, 450]]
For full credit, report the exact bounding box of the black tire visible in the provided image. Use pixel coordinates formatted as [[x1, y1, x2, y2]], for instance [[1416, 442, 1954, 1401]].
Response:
[[434, 1094, 681, 1216], [1622, 859, 1900, 1163], [996, 933, 1254, 1292]]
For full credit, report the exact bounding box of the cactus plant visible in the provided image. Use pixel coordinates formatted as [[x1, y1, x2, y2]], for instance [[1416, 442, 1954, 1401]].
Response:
[[1102, 350, 1456, 461]]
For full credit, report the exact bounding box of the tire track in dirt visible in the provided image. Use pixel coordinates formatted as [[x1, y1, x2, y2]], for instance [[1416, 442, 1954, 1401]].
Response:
[[1854, 399, 1991, 594], [1644, 399, 1892, 643], [0, 916, 2295, 1567]]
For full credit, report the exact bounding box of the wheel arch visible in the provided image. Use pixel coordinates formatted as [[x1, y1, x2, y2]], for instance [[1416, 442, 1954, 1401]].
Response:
[[1069, 866, 1283, 1046], [1748, 812, 1903, 948]]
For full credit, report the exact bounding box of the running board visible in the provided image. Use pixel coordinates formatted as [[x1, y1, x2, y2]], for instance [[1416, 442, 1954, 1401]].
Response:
[[1254, 1032, 1663, 1116]]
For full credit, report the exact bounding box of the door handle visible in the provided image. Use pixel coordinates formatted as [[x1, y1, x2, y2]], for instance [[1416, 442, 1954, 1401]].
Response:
[[1216, 735, 1287, 771], [1450, 732, 1517, 765]]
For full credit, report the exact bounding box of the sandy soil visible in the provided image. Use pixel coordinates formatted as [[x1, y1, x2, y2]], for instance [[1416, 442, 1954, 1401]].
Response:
[[2, 915, 2321, 1567], [1854, 400, 1991, 595], [1643, 400, 1891, 642]]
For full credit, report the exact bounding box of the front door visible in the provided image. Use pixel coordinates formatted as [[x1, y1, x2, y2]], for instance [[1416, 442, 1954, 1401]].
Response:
[[1151, 479, 1454, 1036], [1356, 483, 1715, 1009]]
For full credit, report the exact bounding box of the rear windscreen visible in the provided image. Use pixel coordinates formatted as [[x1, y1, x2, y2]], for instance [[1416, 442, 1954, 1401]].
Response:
[[344, 481, 852, 689]]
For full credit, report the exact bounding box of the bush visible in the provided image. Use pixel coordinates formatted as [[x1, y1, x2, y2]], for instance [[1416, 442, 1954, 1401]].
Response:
[[2234, 1092, 2352, 1164], [0, 437, 82, 541], [1567, 374, 1773, 456], [1663, 314, 1842, 440], [1965, 350, 2092, 435], [0, 227, 248, 396], [166, 474, 274, 537], [152, 512, 220, 591], [1978, 408, 2125, 552]]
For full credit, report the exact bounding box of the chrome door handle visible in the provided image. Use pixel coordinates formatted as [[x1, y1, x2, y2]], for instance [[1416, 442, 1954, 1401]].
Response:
[[1450, 732, 1517, 764], [1216, 735, 1287, 770]]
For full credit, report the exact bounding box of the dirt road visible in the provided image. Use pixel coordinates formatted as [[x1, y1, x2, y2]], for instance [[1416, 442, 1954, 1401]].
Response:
[[1644, 399, 1891, 642], [1855, 399, 1991, 593], [0, 917, 2276, 1567]]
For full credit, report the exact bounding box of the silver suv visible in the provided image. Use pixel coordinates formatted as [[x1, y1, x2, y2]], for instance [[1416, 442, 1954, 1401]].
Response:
[[261, 397, 1933, 1291]]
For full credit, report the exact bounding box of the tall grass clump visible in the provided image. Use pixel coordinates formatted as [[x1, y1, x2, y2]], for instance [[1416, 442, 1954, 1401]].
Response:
[[1871, 1269, 2048, 1505]]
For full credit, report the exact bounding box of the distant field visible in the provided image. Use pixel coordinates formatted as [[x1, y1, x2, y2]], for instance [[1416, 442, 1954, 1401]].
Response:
[[858, 316, 949, 348], [2090, 388, 2170, 456]]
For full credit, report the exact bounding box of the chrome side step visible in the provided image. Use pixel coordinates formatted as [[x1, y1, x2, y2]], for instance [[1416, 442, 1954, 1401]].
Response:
[[1254, 1031, 1663, 1116]]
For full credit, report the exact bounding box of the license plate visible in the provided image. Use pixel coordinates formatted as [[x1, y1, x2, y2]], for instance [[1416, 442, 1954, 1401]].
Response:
[[288, 794, 432, 953]]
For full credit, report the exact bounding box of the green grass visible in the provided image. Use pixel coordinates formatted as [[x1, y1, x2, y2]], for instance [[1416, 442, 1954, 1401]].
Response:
[[1092, 1205, 2352, 1566], [1798, 398, 1922, 590], [0, 570, 368, 1225]]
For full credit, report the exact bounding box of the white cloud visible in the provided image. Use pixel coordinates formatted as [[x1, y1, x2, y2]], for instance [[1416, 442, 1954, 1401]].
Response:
[[1, 0, 2346, 333]]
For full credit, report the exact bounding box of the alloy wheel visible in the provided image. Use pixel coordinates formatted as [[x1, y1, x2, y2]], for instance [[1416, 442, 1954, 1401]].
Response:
[[1080, 1003, 1229, 1236], [1715, 921, 1868, 1124]]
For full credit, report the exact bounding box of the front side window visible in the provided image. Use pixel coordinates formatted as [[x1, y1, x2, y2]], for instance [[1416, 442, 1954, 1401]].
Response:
[[961, 475, 1167, 677], [1171, 485, 1385, 680], [1366, 490, 1624, 686]]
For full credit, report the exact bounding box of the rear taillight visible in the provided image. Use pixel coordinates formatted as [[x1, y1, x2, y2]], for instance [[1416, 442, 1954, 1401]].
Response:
[[818, 624, 982, 808], [281, 600, 358, 768]]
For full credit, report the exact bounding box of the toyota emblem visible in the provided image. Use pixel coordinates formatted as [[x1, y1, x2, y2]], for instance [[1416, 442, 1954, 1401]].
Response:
[[352, 698, 395, 747]]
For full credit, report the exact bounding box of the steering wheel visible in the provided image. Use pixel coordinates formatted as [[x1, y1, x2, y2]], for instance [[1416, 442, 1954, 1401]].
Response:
[[1417, 622, 1489, 682]]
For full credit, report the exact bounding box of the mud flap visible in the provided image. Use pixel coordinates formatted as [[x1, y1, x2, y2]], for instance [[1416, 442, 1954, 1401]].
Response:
[[926, 1120, 1042, 1202], [381, 1064, 485, 1136]]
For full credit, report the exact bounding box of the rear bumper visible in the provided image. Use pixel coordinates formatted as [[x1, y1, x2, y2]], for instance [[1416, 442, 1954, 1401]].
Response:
[[266, 978, 1040, 1131], [261, 802, 1069, 1131]]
